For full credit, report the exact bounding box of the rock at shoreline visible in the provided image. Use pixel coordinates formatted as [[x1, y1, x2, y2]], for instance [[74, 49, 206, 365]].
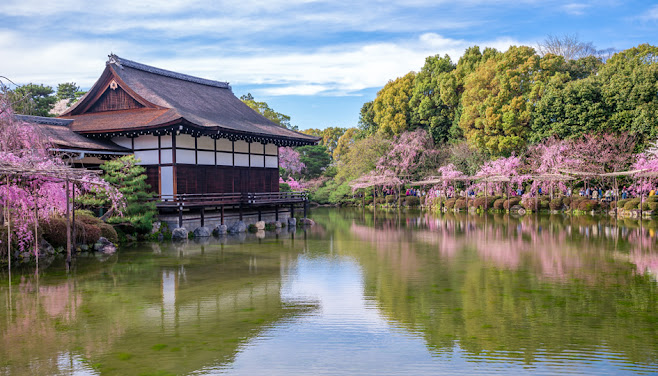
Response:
[[172, 227, 188, 240], [288, 217, 297, 227], [39, 239, 55, 256], [299, 218, 315, 226], [255, 221, 266, 230], [193, 227, 211, 238], [213, 224, 228, 235], [228, 221, 247, 233], [274, 221, 282, 228], [94, 237, 117, 254]]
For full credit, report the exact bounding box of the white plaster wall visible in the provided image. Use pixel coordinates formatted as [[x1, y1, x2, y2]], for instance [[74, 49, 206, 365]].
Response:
[[161, 166, 174, 199], [176, 149, 195, 164], [234, 153, 249, 167], [265, 156, 278, 168], [251, 143, 265, 154], [177, 134, 196, 149], [161, 134, 173, 148], [198, 151, 215, 165], [160, 149, 173, 164], [112, 136, 132, 149], [217, 138, 232, 152], [234, 140, 249, 153], [250, 154, 265, 168], [133, 134, 159, 149], [197, 135, 215, 150], [217, 152, 233, 166], [265, 143, 278, 155], [134, 150, 159, 165]]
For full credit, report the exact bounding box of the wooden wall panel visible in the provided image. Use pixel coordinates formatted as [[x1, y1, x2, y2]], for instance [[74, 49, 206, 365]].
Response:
[[174, 165, 280, 195], [88, 87, 143, 113], [144, 166, 160, 194]]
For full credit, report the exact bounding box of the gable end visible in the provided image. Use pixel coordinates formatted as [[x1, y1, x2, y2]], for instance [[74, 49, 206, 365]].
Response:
[[88, 85, 144, 113]]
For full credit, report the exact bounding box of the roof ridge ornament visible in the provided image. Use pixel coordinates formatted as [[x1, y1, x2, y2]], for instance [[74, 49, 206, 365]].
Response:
[[107, 53, 123, 69]]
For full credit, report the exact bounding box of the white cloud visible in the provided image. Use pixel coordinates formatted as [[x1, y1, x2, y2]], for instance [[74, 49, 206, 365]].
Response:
[[561, 3, 589, 15], [639, 5, 658, 21]]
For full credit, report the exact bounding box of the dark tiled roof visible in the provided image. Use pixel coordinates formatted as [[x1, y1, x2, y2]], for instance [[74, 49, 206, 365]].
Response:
[[66, 55, 319, 145], [17, 115, 130, 153]]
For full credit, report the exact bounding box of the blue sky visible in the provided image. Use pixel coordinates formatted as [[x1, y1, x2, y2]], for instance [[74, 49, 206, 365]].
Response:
[[0, 0, 656, 130]]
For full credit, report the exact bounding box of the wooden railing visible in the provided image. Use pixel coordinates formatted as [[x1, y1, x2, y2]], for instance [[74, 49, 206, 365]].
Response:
[[155, 191, 307, 208]]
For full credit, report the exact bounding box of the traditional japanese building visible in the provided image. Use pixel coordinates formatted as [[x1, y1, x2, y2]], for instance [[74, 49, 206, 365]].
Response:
[[17, 54, 319, 229], [59, 54, 318, 200]]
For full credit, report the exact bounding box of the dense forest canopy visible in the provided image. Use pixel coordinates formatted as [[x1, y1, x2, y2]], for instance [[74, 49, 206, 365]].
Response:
[[275, 41, 658, 205]]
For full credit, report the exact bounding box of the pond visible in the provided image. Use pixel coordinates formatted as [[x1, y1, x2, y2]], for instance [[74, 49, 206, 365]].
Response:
[[1, 208, 657, 375]]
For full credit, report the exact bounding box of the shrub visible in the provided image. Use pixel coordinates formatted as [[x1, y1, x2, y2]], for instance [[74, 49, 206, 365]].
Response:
[[493, 198, 505, 210], [99, 224, 119, 243], [646, 196, 658, 203], [648, 202, 658, 211], [375, 198, 385, 205], [445, 198, 457, 209], [641, 202, 651, 211], [577, 200, 600, 211], [76, 220, 101, 245], [248, 224, 258, 233], [41, 216, 68, 248], [539, 200, 550, 209], [562, 197, 571, 206], [503, 197, 522, 210], [473, 197, 486, 209], [624, 198, 641, 210], [549, 199, 563, 211], [364, 197, 373, 205], [599, 201, 610, 210], [616, 199, 628, 209], [405, 196, 421, 207], [385, 195, 397, 204], [454, 199, 467, 210]]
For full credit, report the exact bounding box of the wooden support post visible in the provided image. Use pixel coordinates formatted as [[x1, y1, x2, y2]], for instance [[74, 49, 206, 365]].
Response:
[[178, 206, 183, 228], [34, 203, 39, 271], [507, 181, 510, 213], [275, 205, 279, 221], [290, 203, 294, 219], [258, 208, 262, 221], [485, 181, 488, 211], [200, 207, 205, 227], [640, 177, 644, 217], [65, 179, 71, 269], [304, 200, 308, 218], [71, 185, 76, 250], [221, 205, 225, 225]]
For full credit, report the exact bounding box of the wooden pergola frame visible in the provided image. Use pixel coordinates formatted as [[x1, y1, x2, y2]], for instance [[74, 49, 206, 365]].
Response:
[[0, 164, 104, 271]]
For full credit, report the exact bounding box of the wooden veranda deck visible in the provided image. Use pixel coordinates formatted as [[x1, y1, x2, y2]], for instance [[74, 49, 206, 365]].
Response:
[[154, 192, 309, 228]]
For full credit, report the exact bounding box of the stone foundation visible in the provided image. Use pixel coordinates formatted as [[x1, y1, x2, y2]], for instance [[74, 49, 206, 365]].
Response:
[[159, 207, 293, 231]]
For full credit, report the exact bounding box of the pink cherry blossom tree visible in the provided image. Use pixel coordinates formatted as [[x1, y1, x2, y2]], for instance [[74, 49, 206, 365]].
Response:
[[0, 95, 123, 259]]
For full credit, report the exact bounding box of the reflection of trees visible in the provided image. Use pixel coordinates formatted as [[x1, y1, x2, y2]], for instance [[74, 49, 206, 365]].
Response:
[[328, 208, 658, 366], [0, 238, 310, 375]]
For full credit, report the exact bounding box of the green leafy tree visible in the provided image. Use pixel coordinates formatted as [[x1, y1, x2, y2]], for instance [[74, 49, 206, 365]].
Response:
[[101, 156, 157, 233], [56, 82, 86, 105], [301, 127, 347, 156], [459, 46, 565, 156], [531, 75, 609, 142], [410, 54, 457, 143], [296, 144, 332, 179], [240, 93, 294, 129], [373, 71, 417, 136], [333, 127, 358, 161], [335, 133, 391, 183], [358, 101, 378, 135], [8, 83, 57, 117], [598, 44, 658, 149]]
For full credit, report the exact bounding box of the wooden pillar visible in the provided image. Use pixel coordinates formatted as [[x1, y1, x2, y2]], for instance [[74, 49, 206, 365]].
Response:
[[275, 205, 279, 221], [178, 206, 183, 228], [34, 203, 39, 271], [200, 207, 205, 227], [290, 203, 294, 219], [258, 208, 262, 221], [239, 202, 244, 221], [485, 180, 488, 211], [640, 177, 644, 217], [71, 185, 76, 249], [221, 205, 225, 225], [304, 199, 308, 218], [507, 180, 510, 212], [65, 179, 71, 269]]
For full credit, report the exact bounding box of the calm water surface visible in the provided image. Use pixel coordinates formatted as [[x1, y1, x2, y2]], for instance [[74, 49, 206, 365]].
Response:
[[1, 209, 657, 375]]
